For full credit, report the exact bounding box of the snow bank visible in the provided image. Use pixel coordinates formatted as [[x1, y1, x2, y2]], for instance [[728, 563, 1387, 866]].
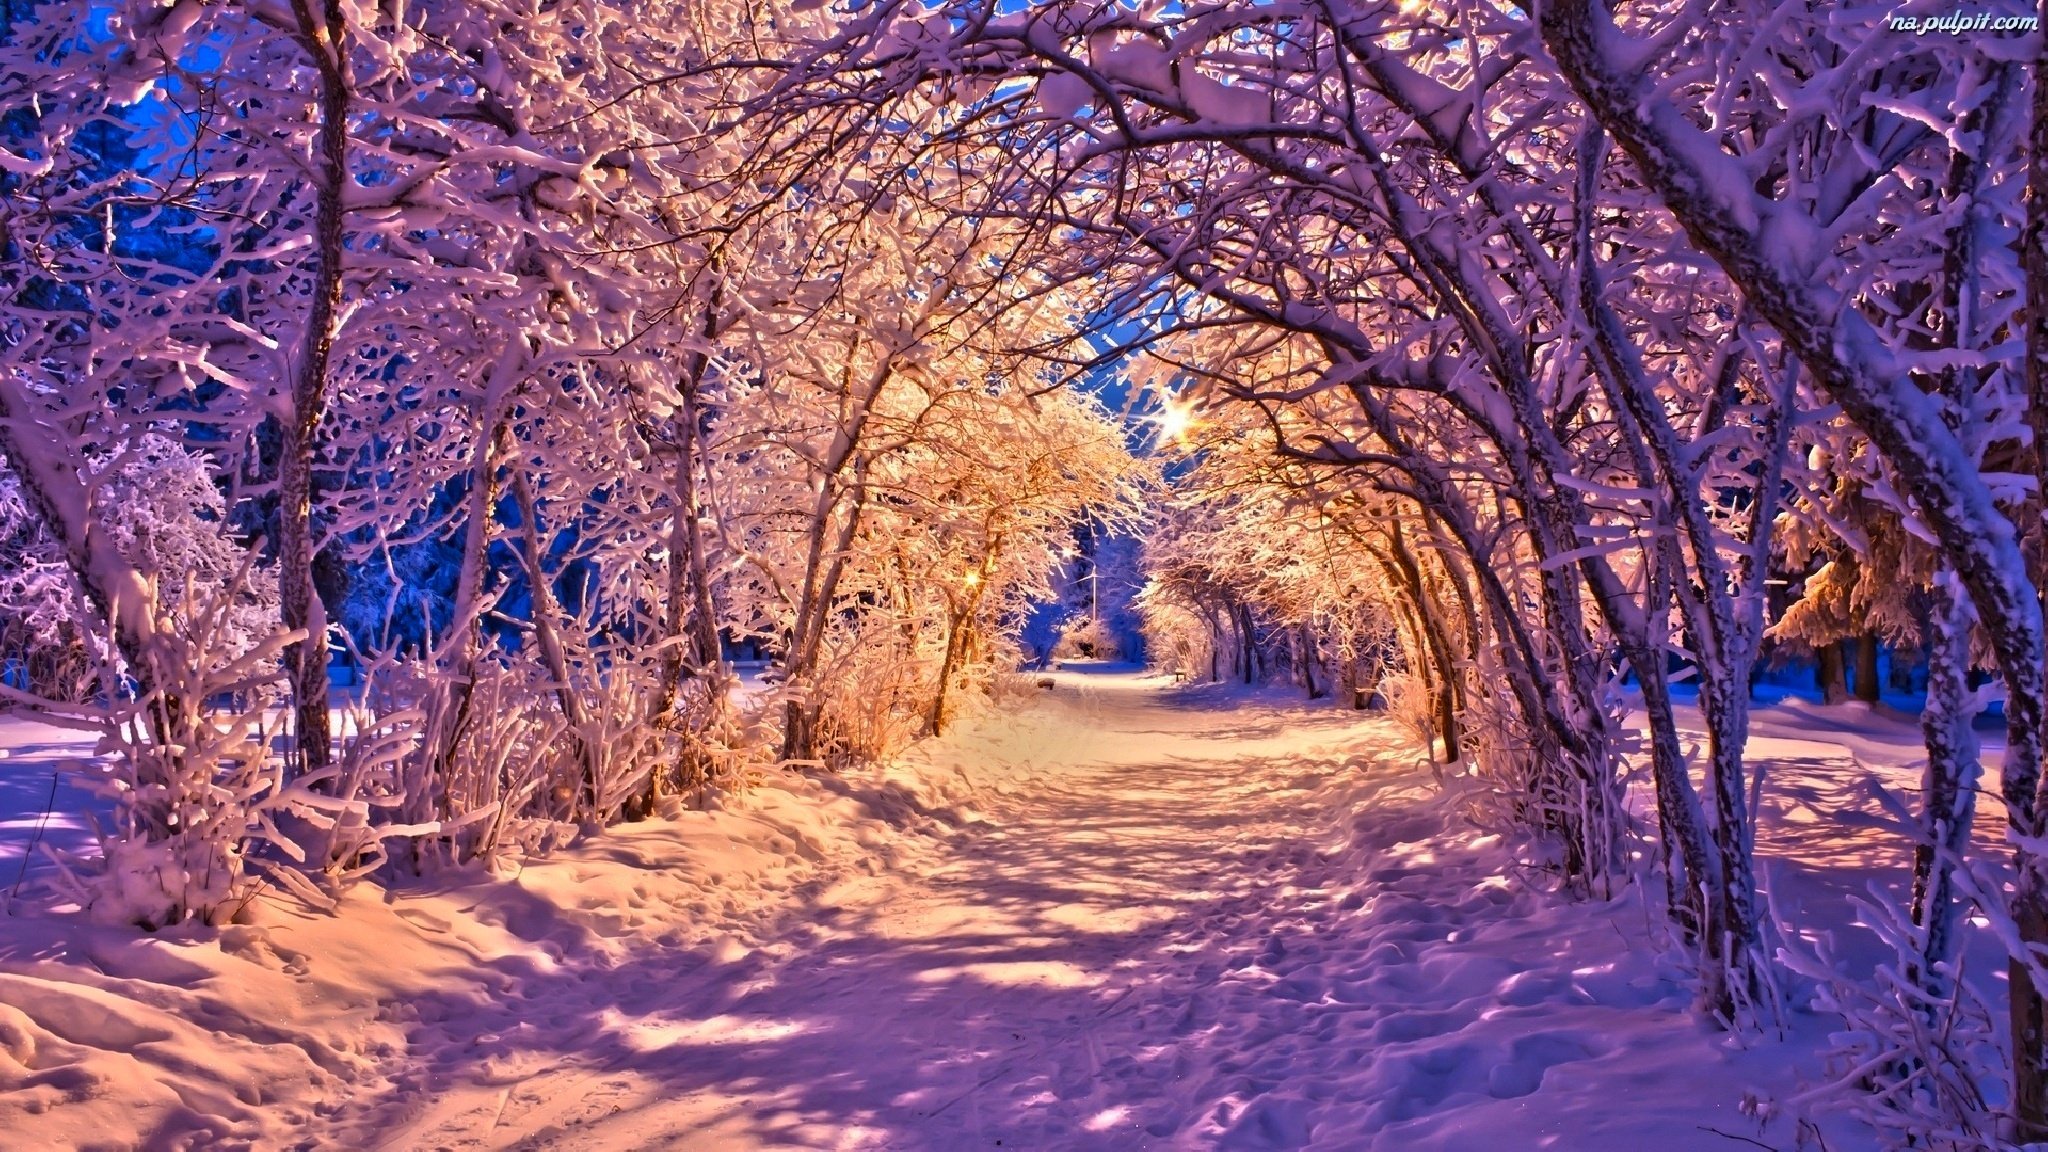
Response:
[[0, 716, 987, 1150]]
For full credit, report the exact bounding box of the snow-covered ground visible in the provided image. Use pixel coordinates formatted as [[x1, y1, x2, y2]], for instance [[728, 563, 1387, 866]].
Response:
[[0, 668, 1972, 1149], [0, 715, 103, 888]]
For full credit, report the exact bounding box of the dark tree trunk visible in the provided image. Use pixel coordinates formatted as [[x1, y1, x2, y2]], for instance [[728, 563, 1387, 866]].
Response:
[[1299, 625, 1323, 700], [928, 591, 981, 736], [1237, 604, 1256, 685], [1889, 652, 1916, 694], [1854, 632, 1882, 704], [280, 0, 352, 780], [1379, 527, 1461, 761], [1816, 642, 1849, 705]]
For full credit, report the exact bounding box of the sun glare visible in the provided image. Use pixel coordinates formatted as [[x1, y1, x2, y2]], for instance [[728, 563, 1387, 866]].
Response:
[[1155, 396, 1196, 446]]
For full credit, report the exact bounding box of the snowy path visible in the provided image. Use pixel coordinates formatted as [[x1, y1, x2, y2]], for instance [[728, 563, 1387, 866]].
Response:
[[334, 669, 1793, 1152]]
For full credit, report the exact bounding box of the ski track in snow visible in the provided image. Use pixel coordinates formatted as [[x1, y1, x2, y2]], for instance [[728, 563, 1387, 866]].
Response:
[[0, 669, 1887, 1150]]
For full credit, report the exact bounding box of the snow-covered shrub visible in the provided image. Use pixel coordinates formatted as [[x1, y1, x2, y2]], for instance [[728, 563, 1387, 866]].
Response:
[[0, 439, 277, 701], [945, 632, 1015, 722], [385, 624, 740, 868], [0, 468, 92, 699], [577, 644, 668, 817], [1440, 676, 1571, 875], [55, 570, 299, 928], [1054, 614, 1124, 661], [63, 593, 432, 925], [3, 469, 428, 920], [1775, 883, 2008, 1150], [289, 666, 433, 887], [1444, 642, 1632, 898], [1379, 671, 1440, 752], [809, 620, 933, 766], [0, 437, 377, 926], [658, 671, 750, 798], [386, 642, 575, 869]]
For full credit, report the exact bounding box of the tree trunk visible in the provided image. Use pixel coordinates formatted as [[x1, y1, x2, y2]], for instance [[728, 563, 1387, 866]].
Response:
[[1697, 668, 1765, 1019], [928, 608, 967, 736], [1816, 642, 1849, 705], [632, 352, 729, 814], [1379, 526, 1462, 760], [1854, 631, 1882, 704], [511, 470, 600, 817], [1913, 575, 1980, 991], [1232, 602, 1252, 685], [409, 413, 510, 851], [1635, 654, 1716, 948], [778, 455, 873, 765], [1388, 598, 1443, 754], [1890, 645, 1917, 693], [1581, 550, 1721, 977], [279, 0, 351, 780], [653, 303, 728, 721], [932, 557, 992, 739], [1298, 624, 1323, 700], [772, 341, 901, 768]]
